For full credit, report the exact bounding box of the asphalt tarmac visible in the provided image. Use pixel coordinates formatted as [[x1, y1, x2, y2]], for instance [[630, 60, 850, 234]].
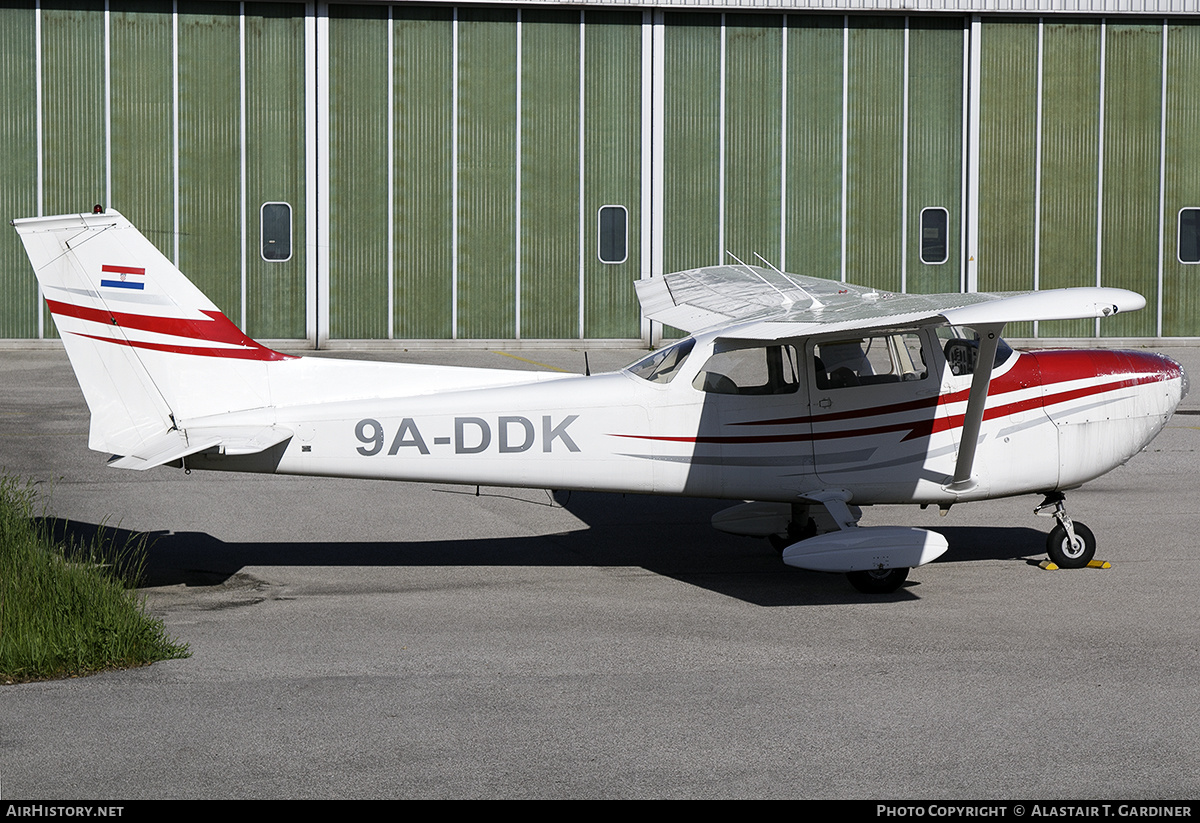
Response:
[[1, 344, 1197, 800]]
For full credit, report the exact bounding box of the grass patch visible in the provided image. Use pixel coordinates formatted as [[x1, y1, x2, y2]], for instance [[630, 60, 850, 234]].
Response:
[[0, 476, 190, 683]]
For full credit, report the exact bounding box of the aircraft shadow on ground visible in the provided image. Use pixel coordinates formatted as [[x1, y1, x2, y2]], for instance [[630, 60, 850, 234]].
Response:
[[36, 492, 1047, 607]]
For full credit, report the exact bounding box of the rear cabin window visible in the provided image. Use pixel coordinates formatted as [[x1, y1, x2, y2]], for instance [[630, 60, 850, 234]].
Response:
[[813, 333, 927, 389]]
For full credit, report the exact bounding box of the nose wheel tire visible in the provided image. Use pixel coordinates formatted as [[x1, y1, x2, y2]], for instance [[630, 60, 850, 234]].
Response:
[[846, 566, 909, 594], [1046, 522, 1096, 569]]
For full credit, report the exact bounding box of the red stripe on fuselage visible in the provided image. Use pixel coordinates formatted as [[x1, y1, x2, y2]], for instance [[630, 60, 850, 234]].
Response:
[[910, 372, 1167, 442], [611, 351, 1177, 446]]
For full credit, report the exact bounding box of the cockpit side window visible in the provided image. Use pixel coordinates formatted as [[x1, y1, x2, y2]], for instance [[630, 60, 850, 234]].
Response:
[[692, 343, 800, 395], [937, 326, 1014, 376], [627, 338, 696, 384], [813, 333, 928, 390]]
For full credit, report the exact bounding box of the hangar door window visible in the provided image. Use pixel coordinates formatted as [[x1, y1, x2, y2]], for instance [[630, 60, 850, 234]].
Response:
[[261, 202, 292, 262], [1179, 208, 1200, 264], [920, 207, 949, 265], [598, 205, 627, 264]]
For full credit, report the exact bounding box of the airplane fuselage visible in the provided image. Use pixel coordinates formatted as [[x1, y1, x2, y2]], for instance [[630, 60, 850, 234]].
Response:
[[184, 328, 1186, 509]]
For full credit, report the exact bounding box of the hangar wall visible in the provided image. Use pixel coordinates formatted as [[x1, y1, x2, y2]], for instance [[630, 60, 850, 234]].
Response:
[[1, 2, 1197, 344]]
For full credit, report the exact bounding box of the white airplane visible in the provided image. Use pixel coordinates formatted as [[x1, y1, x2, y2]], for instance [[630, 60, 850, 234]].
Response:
[[13, 210, 1188, 593]]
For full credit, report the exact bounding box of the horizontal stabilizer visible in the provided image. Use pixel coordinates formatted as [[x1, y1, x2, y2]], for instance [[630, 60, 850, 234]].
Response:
[[107, 430, 221, 471], [108, 425, 292, 471]]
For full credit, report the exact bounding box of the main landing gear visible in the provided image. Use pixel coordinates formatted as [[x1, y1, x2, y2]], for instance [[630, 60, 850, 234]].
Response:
[[766, 512, 817, 553], [1035, 492, 1097, 569], [712, 499, 942, 594]]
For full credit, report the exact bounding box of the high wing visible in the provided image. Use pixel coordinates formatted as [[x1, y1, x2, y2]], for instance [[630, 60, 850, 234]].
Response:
[[634, 265, 1146, 339]]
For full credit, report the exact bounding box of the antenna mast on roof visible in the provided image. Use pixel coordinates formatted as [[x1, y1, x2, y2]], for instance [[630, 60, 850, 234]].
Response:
[[744, 250, 826, 310]]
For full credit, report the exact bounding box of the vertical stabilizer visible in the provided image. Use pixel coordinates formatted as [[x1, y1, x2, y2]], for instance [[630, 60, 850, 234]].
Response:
[[12, 210, 293, 459]]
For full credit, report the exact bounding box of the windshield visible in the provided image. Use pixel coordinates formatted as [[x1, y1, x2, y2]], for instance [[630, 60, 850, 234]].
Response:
[[627, 338, 696, 384]]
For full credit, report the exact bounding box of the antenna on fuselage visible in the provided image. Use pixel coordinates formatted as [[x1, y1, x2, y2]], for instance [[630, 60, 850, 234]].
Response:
[[727, 249, 794, 309]]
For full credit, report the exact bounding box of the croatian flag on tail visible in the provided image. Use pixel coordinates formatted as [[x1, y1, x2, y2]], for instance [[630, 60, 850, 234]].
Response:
[[100, 264, 145, 290]]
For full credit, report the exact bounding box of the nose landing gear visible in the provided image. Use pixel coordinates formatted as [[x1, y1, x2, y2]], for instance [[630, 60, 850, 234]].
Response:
[[1035, 493, 1097, 569]]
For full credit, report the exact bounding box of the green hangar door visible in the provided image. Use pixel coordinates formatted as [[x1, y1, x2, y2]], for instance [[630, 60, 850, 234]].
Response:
[[976, 18, 1200, 339], [325, 6, 644, 342], [4, 5, 1200, 345], [0, 0, 309, 342], [661, 14, 966, 298]]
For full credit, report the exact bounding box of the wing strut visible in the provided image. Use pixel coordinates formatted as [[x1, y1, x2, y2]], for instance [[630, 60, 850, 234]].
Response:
[[949, 322, 1004, 491]]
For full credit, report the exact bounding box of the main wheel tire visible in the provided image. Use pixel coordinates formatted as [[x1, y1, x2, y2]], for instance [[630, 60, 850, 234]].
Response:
[[846, 566, 909, 594], [1046, 522, 1096, 569]]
